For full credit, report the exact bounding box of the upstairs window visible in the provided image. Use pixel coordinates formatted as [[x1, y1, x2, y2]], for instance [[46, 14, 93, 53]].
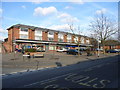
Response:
[[67, 34, 71, 42], [20, 28, 28, 32], [48, 37, 54, 41], [20, 34, 28, 39], [35, 36, 42, 40], [58, 33, 63, 42], [48, 31, 54, 35], [35, 30, 42, 34], [80, 37, 84, 44], [74, 36, 78, 43]]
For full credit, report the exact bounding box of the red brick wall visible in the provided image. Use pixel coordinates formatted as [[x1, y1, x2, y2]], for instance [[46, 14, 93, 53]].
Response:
[[104, 45, 120, 50], [54, 32, 58, 41], [42, 31, 48, 41], [2, 42, 12, 53], [4, 27, 20, 52], [29, 29, 35, 40], [84, 38, 87, 44], [13, 27, 19, 39], [72, 35, 74, 43], [64, 34, 67, 42]]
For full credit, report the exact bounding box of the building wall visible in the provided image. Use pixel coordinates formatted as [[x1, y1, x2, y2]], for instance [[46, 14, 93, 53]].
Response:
[[104, 45, 120, 50], [3, 25, 92, 52], [64, 34, 67, 42], [72, 35, 74, 43], [3, 27, 20, 53], [29, 29, 35, 40], [42, 31, 48, 41], [54, 32, 58, 41], [13, 28, 19, 39]]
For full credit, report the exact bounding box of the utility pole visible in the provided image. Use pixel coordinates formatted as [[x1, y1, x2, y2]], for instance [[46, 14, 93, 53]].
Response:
[[97, 38, 101, 57]]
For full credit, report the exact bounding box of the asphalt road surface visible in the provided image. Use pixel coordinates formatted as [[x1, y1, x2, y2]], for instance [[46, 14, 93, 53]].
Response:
[[2, 55, 120, 89]]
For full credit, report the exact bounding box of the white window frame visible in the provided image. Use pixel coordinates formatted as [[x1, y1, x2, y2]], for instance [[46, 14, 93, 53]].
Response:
[[35, 30, 42, 40], [67, 34, 71, 42], [86, 39, 90, 44], [81, 37, 84, 44], [20, 34, 28, 39], [58, 33, 63, 42], [19, 28, 28, 35], [74, 36, 78, 43]]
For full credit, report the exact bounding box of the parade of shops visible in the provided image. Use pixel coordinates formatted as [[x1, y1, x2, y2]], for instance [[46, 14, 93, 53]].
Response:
[[3, 24, 92, 53]]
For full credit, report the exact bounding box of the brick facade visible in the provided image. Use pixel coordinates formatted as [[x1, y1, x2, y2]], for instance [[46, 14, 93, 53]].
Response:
[[64, 34, 67, 42], [29, 29, 35, 40], [42, 31, 48, 41], [72, 35, 75, 43], [54, 32, 58, 42], [3, 24, 92, 53]]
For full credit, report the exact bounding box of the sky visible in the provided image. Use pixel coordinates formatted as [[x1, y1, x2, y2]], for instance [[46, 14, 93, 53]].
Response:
[[0, 0, 118, 40]]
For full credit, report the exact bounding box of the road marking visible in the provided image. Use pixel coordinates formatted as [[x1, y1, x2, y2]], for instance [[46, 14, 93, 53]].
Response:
[[84, 63, 110, 72], [64, 73, 111, 88], [24, 73, 72, 87], [93, 80, 111, 88], [40, 79, 57, 85]]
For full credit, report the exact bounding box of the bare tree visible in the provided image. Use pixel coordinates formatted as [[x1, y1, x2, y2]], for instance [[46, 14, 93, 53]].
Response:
[[67, 21, 82, 56], [89, 13, 117, 53]]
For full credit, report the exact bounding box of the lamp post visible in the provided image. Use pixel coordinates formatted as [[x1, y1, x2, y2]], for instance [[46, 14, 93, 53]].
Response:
[[97, 38, 101, 57]]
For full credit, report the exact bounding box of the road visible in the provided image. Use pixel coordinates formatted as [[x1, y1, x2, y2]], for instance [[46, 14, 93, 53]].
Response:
[[2, 55, 120, 89]]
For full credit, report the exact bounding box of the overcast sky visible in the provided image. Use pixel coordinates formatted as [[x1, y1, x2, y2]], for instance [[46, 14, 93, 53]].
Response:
[[0, 0, 118, 40]]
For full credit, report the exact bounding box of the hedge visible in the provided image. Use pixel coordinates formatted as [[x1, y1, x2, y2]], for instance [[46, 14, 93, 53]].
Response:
[[25, 48, 36, 52]]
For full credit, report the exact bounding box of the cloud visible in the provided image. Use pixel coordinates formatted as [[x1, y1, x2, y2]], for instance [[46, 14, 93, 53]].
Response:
[[33, 6, 58, 16], [48, 24, 70, 31], [0, 35, 7, 40], [0, 27, 8, 40], [0, 27, 7, 33], [58, 13, 71, 18], [0, 8, 3, 14], [21, 5, 26, 9], [30, 0, 50, 4], [64, 6, 72, 9], [96, 8, 107, 14], [70, 0, 84, 4], [58, 13, 79, 23]]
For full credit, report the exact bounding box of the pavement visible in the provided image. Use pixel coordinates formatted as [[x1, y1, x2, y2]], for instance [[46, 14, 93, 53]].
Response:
[[2, 55, 120, 88], [2, 51, 119, 74]]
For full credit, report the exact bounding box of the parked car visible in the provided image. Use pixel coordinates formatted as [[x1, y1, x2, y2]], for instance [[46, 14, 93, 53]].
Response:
[[66, 49, 82, 55], [106, 49, 120, 53], [57, 48, 67, 52], [95, 48, 103, 51]]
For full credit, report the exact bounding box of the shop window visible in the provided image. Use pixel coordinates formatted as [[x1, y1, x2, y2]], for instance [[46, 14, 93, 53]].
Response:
[[49, 45, 56, 50]]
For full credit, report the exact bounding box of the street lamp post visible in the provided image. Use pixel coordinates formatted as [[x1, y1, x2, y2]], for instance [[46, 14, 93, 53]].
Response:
[[97, 39, 101, 57], [97, 39, 99, 57]]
